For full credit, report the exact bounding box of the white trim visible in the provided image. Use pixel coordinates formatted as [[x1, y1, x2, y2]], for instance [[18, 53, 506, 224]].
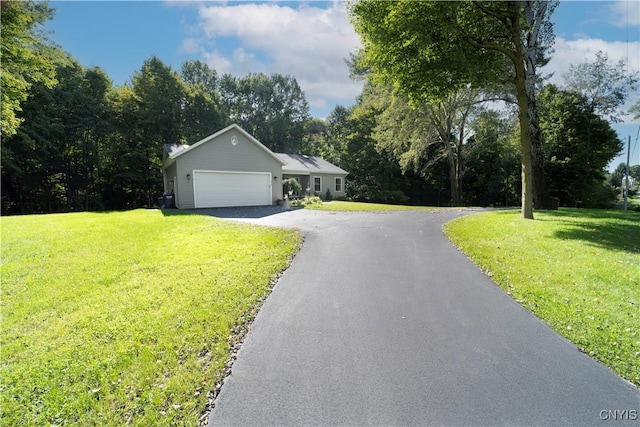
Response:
[[335, 177, 343, 193], [282, 170, 312, 175], [313, 176, 322, 193], [193, 169, 272, 208]]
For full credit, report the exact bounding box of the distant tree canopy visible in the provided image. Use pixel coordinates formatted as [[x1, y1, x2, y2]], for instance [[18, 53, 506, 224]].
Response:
[[1, 49, 310, 213], [2, 1, 632, 215], [218, 73, 310, 152]]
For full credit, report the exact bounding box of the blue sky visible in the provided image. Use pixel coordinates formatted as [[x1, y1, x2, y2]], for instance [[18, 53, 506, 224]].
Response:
[[46, 1, 639, 167]]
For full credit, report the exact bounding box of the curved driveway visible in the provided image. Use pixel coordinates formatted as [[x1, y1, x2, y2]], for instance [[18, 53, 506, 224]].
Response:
[[208, 208, 639, 426]]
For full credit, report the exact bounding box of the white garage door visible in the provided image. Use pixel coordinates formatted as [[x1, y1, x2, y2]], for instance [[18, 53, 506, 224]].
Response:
[[193, 170, 272, 208]]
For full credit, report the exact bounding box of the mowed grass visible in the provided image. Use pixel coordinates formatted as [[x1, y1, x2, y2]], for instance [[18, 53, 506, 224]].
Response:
[[0, 210, 301, 426], [444, 209, 640, 386], [309, 200, 443, 211]]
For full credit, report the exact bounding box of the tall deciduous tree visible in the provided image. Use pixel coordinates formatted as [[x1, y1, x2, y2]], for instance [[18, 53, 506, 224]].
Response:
[[181, 61, 223, 143], [131, 57, 187, 205], [0, 0, 58, 137], [372, 84, 478, 206], [1, 56, 113, 213], [349, 0, 557, 218], [538, 85, 622, 207], [563, 51, 639, 122], [218, 73, 309, 152]]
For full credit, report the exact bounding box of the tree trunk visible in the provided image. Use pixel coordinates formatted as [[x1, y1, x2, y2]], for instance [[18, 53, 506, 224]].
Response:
[[515, 83, 535, 219], [523, 1, 552, 210], [510, 3, 535, 219], [528, 84, 551, 210], [447, 152, 461, 206]]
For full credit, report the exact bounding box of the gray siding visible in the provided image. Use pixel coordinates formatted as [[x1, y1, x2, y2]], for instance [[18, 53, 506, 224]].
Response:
[[163, 163, 177, 195], [311, 173, 347, 199], [173, 128, 283, 209]]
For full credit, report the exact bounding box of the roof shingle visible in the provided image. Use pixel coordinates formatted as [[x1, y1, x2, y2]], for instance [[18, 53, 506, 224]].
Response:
[[276, 153, 348, 175]]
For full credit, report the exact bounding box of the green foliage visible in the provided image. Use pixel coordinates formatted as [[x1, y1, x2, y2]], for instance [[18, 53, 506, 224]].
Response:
[[349, 0, 559, 218], [180, 60, 224, 143], [0, 210, 301, 425], [629, 99, 640, 120], [218, 73, 309, 152], [463, 110, 521, 207], [338, 85, 441, 206], [1, 56, 113, 213], [563, 51, 639, 122], [0, 0, 58, 137], [538, 85, 622, 207], [289, 196, 322, 208], [133, 56, 187, 146], [371, 83, 480, 206], [282, 178, 302, 195], [445, 209, 640, 386], [609, 163, 640, 208], [349, 1, 504, 102], [1, 51, 311, 213]]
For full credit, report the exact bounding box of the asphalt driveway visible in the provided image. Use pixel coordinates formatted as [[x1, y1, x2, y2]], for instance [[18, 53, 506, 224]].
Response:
[[207, 208, 639, 426]]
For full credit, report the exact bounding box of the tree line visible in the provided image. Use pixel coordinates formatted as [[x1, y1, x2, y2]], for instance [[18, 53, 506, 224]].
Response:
[[2, 0, 637, 215]]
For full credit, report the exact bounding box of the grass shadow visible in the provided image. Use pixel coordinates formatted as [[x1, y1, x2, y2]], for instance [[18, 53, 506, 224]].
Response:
[[540, 209, 640, 253]]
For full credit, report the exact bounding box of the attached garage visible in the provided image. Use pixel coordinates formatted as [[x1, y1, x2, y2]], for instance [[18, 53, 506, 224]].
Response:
[[161, 123, 347, 209], [193, 170, 272, 208], [162, 124, 286, 209]]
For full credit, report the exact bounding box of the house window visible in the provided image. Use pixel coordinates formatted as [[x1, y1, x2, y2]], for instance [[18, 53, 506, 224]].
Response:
[[314, 176, 321, 192], [335, 177, 343, 192]]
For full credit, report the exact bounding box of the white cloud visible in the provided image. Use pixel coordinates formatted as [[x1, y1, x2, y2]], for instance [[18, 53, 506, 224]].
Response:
[[544, 37, 640, 84], [608, 0, 640, 27], [189, 1, 363, 117], [180, 38, 202, 55], [202, 49, 233, 75], [542, 37, 640, 124]]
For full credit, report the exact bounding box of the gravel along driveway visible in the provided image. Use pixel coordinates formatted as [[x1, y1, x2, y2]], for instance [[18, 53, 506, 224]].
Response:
[[206, 208, 639, 426]]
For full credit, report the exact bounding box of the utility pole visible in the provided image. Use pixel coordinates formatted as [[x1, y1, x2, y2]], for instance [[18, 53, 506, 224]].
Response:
[[623, 135, 630, 210]]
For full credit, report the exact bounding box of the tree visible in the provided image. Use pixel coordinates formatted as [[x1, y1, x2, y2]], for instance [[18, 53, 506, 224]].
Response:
[[319, 107, 350, 164], [1, 0, 58, 137], [218, 73, 310, 152], [463, 110, 521, 206], [372, 84, 478, 206], [1, 56, 113, 214], [131, 57, 187, 205], [630, 99, 640, 121], [563, 51, 638, 122], [180, 60, 223, 142], [538, 85, 622, 207], [181, 60, 218, 94], [349, 0, 557, 218], [342, 84, 447, 205], [282, 178, 302, 196]]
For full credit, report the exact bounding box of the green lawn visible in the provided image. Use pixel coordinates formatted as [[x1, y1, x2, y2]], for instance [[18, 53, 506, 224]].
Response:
[[444, 209, 640, 386], [0, 210, 301, 426], [309, 200, 443, 211]]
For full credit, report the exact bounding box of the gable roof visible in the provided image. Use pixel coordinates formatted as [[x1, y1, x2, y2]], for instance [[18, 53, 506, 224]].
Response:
[[276, 153, 348, 175], [162, 124, 286, 168]]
